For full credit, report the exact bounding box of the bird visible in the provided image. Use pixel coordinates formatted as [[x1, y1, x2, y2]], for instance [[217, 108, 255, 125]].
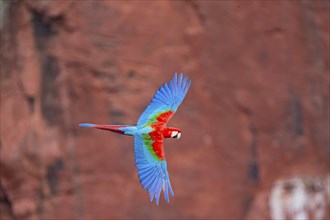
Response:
[[79, 73, 191, 205]]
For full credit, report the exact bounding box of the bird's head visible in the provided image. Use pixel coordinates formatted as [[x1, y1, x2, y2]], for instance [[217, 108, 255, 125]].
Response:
[[163, 127, 182, 139], [162, 127, 181, 139]]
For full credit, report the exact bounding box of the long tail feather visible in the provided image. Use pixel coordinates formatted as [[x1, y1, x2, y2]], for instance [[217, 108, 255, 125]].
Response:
[[79, 123, 133, 135], [79, 123, 96, 128]]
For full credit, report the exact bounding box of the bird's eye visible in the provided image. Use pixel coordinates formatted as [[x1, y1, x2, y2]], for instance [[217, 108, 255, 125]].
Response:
[[171, 131, 178, 138]]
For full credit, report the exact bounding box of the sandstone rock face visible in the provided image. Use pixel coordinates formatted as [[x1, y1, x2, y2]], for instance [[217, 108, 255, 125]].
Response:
[[1, 1, 329, 219]]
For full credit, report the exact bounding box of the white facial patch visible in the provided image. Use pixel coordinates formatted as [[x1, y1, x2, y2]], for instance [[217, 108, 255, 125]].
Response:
[[171, 131, 178, 138]]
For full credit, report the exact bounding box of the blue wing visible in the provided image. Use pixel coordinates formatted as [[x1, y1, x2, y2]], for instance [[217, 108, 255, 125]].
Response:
[[134, 135, 174, 205], [137, 73, 191, 128]]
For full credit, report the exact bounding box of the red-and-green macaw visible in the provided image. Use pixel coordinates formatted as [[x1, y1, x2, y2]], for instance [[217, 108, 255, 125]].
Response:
[[79, 73, 191, 205]]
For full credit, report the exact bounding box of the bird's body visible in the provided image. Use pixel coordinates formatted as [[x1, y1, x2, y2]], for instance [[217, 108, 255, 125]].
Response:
[[79, 73, 191, 205]]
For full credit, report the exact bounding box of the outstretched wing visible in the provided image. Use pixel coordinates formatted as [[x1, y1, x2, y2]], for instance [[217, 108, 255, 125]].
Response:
[[137, 73, 191, 128], [134, 134, 174, 205]]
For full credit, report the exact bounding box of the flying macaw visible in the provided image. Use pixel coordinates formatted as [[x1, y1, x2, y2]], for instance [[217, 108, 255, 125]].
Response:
[[79, 73, 191, 205]]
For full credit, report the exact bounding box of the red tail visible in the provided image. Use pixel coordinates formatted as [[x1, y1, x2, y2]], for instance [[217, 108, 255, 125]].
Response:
[[79, 123, 126, 135]]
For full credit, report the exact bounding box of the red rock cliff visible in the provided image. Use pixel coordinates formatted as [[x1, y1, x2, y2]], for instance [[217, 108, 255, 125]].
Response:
[[1, 1, 329, 219]]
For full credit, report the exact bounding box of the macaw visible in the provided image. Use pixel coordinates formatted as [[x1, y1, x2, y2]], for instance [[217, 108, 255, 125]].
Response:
[[79, 73, 191, 205]]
